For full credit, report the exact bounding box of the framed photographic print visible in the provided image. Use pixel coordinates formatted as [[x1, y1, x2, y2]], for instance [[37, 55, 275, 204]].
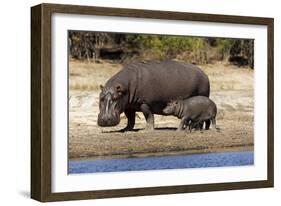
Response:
[[31, 3, 274, 202]]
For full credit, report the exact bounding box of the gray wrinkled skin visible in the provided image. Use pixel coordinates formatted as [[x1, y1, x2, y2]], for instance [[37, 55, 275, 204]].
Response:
[[97, 60, 210, 131], [163, 96, 217, 132]]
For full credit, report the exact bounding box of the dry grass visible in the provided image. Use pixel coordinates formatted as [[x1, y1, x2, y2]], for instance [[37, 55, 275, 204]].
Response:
[[199, 61, 253, 91], [69, 60, 122, 91]]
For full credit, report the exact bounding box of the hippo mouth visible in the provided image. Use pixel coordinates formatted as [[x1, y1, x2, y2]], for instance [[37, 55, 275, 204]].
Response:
[[162, 108, 169, 114], [163, 107, 174, 115], [97, 113, 121, 127]]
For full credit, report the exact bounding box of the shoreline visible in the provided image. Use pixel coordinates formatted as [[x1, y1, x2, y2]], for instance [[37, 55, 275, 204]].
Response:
[[69, 145, 253, 161]]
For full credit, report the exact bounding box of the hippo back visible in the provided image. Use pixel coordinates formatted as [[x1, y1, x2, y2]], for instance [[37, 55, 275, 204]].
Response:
[[123, 60, 210, 114]]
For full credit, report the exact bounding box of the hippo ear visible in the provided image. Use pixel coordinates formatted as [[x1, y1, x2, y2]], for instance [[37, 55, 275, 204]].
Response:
[[116, 84, 126, 95], [99, 84, 104, 91]]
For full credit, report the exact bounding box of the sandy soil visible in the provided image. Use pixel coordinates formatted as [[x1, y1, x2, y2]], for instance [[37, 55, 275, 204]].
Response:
[[69, 61, 254, 160]]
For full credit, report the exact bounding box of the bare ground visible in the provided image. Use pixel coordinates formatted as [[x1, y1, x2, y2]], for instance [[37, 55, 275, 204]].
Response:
[[69, 61, 254, 160]]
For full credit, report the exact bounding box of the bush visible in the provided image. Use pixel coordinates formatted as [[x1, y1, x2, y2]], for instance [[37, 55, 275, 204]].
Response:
[[69, 31, 254, 68]]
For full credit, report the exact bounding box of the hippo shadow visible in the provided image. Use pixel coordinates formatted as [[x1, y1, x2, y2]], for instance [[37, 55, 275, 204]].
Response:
[[102, 127, 177, 133], [102, 128, 142, 133], [155, 127, 177, 131]]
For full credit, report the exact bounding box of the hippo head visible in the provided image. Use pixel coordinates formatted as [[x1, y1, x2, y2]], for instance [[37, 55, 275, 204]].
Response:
[[97, 83, 127, 127], [163, 100, 179, 115]]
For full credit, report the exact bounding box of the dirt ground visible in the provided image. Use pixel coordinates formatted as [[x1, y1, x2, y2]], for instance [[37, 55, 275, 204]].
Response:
[[68, 60, 254, 160]]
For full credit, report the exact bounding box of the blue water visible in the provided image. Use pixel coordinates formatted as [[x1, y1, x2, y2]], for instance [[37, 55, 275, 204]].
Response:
[[68, 151, 253, 174]]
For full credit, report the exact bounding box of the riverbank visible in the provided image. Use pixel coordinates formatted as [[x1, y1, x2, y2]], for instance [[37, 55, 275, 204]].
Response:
[[69, 115, 253, 160]]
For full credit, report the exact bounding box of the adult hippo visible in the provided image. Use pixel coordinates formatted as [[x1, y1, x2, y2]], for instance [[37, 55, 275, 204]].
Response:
[[97, 60, 210, 131]]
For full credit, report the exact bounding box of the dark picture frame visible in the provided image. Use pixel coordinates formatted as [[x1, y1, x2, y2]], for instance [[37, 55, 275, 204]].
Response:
[[31, 3, 274, 202]]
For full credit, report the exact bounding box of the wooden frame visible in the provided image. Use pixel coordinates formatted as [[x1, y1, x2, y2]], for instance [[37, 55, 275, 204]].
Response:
[[31, 3, 274, 202]]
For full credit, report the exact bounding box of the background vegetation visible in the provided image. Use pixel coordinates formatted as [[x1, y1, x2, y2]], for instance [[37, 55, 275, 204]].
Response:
[[69, 31, 254, 68]]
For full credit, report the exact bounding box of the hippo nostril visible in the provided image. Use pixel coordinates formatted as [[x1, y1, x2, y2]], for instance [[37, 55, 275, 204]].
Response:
[[99, 116, 107, 124]]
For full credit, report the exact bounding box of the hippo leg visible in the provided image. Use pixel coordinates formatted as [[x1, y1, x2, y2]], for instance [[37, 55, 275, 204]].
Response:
[[199, 122, 204, 131], [188, 123, 192, 132], [194, 122, 203, 131], [121, 110, 136, 131], [212, 117, 221, 131], [211, 117, 217, 129], [190, 120, 200, 132], [140, 104, 154, 130], [205, 119, 211, 130], [189, 121, 194, 132], [177, 117, 187, 131]]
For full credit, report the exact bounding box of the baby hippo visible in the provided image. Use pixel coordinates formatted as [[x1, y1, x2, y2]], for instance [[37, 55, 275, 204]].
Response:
[[163, 96, 217, 132]]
